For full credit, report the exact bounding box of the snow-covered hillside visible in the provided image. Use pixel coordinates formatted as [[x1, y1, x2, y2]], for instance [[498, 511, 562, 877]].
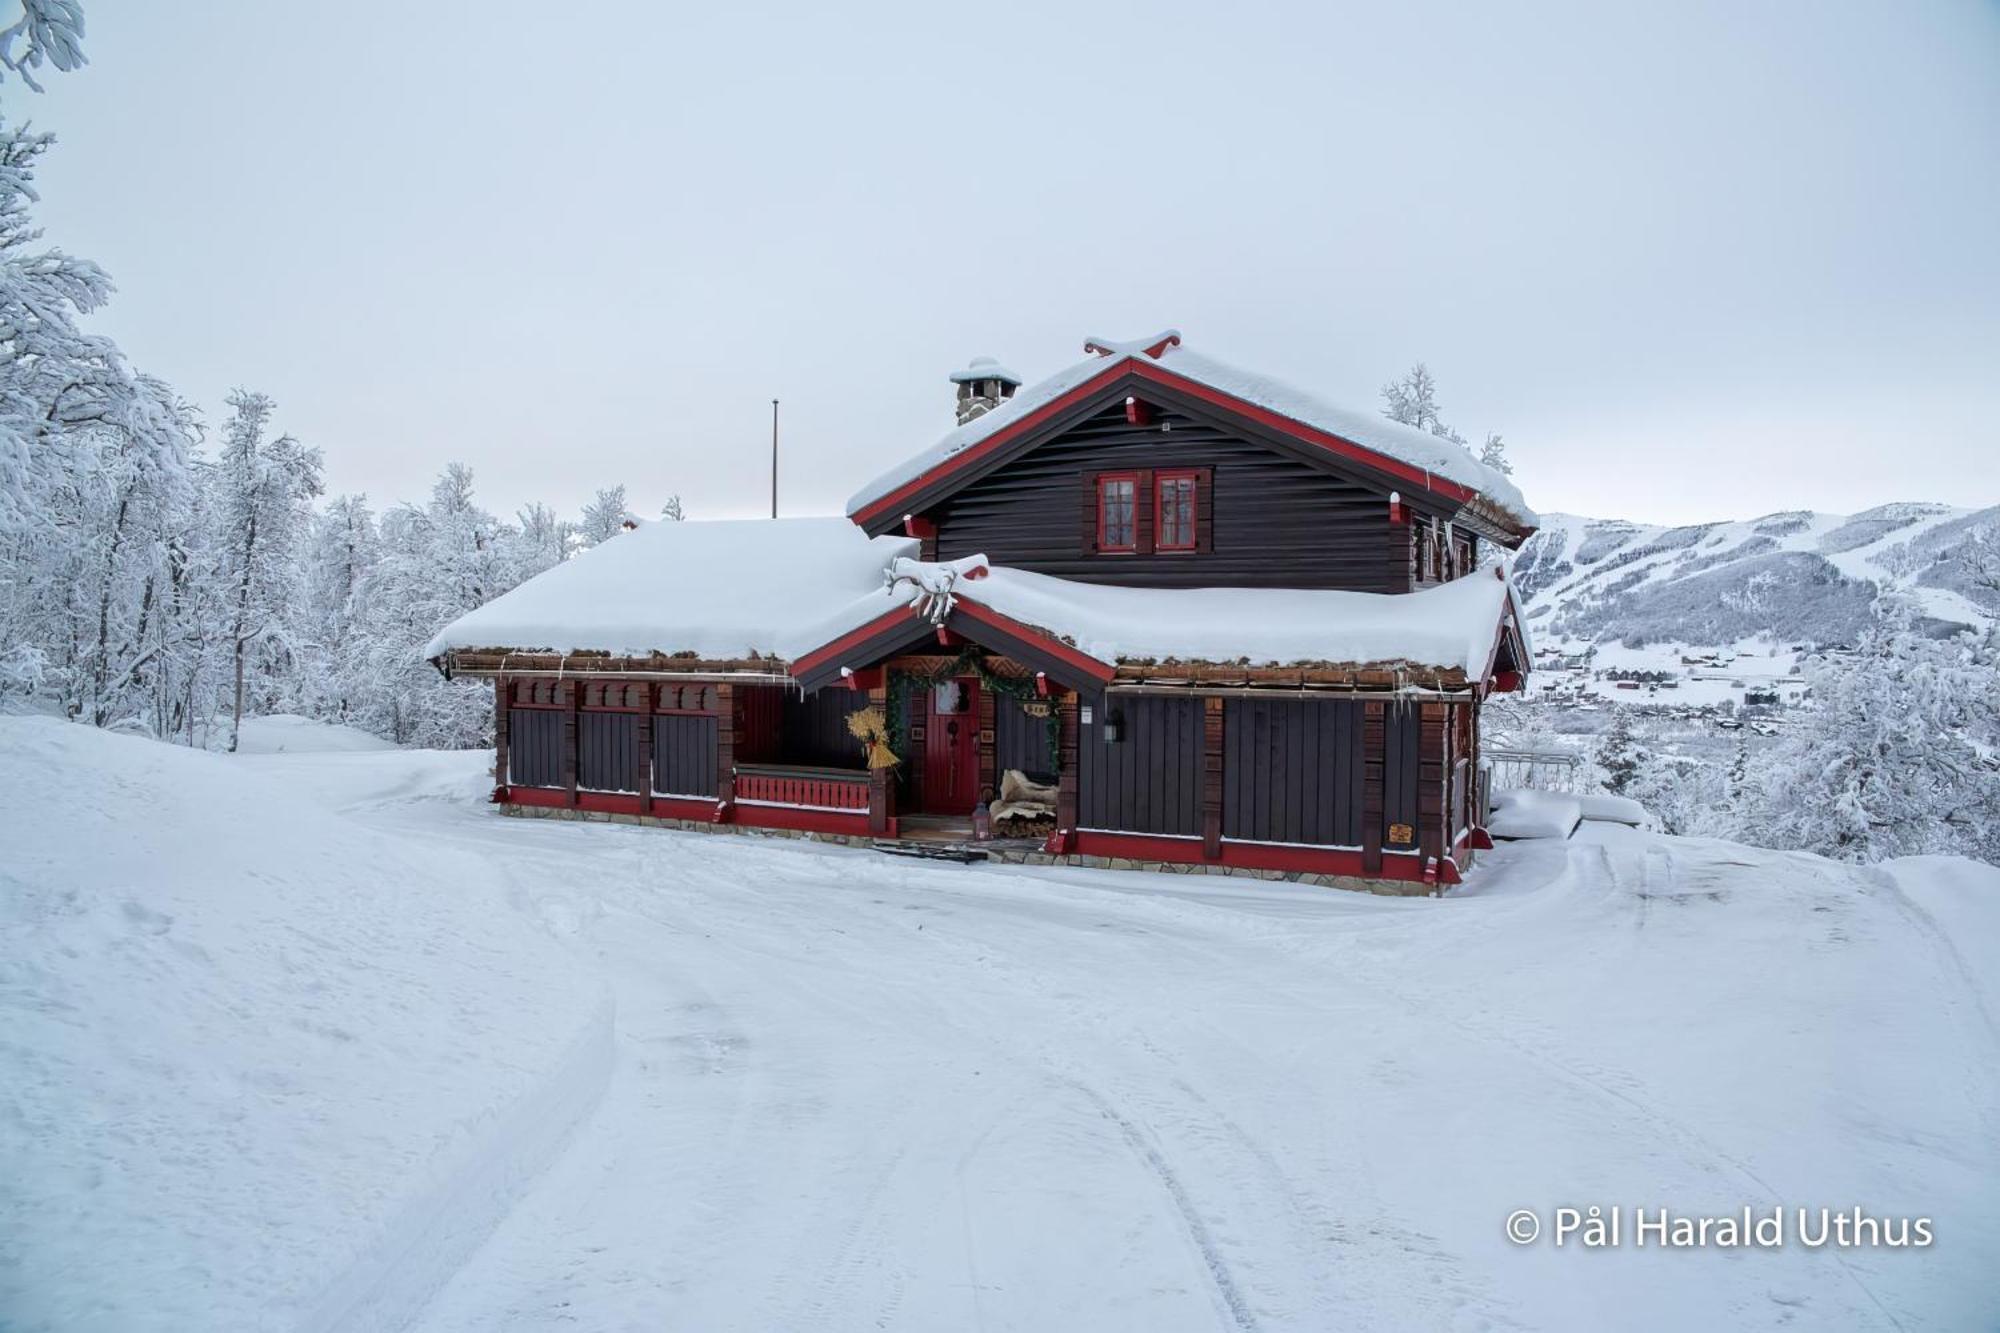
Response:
[[1516, 502, 2000, 651], [4, 718, 1997, 1330]]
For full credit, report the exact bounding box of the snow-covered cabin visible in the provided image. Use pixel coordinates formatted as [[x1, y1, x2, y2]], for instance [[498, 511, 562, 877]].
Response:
[[429, 332, 1535, 889]]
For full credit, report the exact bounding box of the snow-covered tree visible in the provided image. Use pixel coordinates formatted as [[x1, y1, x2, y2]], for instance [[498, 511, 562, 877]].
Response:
[[659, 493, 684, 521], [342, 464, 568, 748], [1381, 362, 1467, 445], [1382, 363, 1443, 434], [296, 494, 378, 722], [209, 389, 322, 751], [1479, 432, 1513, 475], [513, 501, 573, 573], [0, 0, 86, 92], [0, 103, 212, 740], [1595, 708, 1646, 797], [1749, 606, 2000, 864], [577, 484, 631, 548]]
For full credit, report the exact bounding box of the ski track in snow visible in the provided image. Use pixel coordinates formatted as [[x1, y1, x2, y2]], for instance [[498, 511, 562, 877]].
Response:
[[8, 729, 1997, 1332], [378, 798, 1996, 1332]]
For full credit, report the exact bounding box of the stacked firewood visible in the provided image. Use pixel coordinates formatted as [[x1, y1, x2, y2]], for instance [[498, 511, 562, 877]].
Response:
[[988, 769, 1058, 839]]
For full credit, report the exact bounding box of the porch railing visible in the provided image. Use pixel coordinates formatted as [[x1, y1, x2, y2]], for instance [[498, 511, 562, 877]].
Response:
[[734, 763, 870, 812], [1485, 747, 1581, 793]]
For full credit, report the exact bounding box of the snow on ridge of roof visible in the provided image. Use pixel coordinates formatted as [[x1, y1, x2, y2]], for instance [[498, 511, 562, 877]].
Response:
[[423, 517, 918, 662], [785, 560, 1529, 679], [847, 335, 1537, 528]]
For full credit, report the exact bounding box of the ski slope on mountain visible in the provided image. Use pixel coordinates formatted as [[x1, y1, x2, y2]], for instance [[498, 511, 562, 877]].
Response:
[[1515, 502, 2000, 652], [3, 718, 1996, 1330]]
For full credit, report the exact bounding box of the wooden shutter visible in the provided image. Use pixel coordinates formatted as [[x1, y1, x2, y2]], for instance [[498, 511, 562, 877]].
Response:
[[1082, 473, 1099, 554], [1194, 466, 1214, 554], [1134, 468, 1155, 555]]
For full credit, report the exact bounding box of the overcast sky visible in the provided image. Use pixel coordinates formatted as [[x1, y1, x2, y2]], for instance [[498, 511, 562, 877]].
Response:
[[23, 1, 2000, 527]]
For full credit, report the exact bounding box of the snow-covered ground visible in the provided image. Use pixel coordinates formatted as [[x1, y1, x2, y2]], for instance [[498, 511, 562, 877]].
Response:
[[3, 717, 1996, 1330], [230, 712, 401, 754]]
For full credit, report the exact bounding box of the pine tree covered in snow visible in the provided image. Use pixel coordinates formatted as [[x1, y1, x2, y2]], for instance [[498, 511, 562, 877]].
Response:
[[1479, 432, 1513, 475], [1595, 709, 1646, 797], [0, 0, 85, 91]]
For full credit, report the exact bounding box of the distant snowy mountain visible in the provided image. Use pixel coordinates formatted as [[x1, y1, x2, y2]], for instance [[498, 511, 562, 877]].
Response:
[[1513, 501, 2000, 650]]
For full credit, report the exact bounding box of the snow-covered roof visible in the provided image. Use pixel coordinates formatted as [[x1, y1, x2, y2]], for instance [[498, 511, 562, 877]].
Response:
[[849, 332, 1536, 528], [424, 518, 917, 661], [787, 557, 1531, 679], [948, 355, 1022, 385]]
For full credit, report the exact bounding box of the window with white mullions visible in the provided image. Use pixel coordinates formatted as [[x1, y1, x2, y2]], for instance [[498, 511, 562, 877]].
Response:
[[1096, 473, 1138, 552], [1155, 470, 1199, 552]]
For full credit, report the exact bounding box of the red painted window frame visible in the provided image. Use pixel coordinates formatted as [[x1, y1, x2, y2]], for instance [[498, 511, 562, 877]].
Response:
[[1154, 468, 1201, 553], [1095, 471, 1140, 554]]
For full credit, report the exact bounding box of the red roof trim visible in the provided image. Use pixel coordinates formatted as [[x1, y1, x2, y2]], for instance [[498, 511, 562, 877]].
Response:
[[786, 596, 1116, 686], [788, 603, 921, 681], [850, 361, 1137, 527], [951, 599, 1117, 684], [1124, 360, 1480, 506], [851, 355, 1489, 530]]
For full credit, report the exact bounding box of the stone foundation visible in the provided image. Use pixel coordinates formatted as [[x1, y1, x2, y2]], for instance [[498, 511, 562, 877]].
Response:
[[497, 802, 1440, 896]]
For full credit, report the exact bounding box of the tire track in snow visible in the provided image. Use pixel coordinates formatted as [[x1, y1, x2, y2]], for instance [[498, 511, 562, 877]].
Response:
[[1063, 1078, 1262, 1333]]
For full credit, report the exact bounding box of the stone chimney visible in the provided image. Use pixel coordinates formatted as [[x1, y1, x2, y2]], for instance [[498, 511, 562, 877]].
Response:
[[949, 356, 1023, 426]]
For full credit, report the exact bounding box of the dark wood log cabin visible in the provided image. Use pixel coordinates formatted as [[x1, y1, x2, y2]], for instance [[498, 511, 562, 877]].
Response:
[[430, 331, 1535, 891]]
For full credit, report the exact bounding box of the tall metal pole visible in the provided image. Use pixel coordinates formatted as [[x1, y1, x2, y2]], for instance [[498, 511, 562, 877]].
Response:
[[770, 398, 779, 519]]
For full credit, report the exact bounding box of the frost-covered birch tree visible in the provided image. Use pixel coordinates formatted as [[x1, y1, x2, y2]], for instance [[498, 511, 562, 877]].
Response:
[[209, 389, 322, 751], [577, 483, 631, 548]]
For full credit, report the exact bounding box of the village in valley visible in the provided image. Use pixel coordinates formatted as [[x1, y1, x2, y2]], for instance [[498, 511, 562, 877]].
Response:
[[2, 4, 1996, 1331]]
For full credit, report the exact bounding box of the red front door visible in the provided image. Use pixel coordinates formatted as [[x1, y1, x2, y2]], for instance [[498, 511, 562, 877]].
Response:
[[921, 677, 981, 815]]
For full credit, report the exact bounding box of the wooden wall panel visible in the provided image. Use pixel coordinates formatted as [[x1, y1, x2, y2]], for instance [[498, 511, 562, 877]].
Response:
[[995, 694, 1056, 781], [507, 709, 563, 788], [733, 684, 784, 764], [1221, 698, 1364, 846], [933, 397, 1424, 591], [578, 711, 641, 792], [1077, 695, 1202, 836], [781, 689, 869, 770], [1382, 703, 1422, 850], [653, 714, 719, 797]]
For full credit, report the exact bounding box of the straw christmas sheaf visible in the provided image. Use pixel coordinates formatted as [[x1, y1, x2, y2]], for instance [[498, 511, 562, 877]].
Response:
[[846, 706, 899, 769]]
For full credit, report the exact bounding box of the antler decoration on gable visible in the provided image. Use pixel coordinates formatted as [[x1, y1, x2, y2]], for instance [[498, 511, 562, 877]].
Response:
[[885, 555, 990, 627]]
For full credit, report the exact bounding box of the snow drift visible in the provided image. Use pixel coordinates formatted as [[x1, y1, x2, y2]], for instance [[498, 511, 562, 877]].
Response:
[[0, 718, 610, 1332]]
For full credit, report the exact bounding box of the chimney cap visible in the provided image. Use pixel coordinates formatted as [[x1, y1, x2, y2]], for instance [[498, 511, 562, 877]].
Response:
[[948, 355, 1022, 386]]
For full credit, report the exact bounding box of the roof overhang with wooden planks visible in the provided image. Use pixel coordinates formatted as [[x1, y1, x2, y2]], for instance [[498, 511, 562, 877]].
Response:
[[434, 649, 793, 683]]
